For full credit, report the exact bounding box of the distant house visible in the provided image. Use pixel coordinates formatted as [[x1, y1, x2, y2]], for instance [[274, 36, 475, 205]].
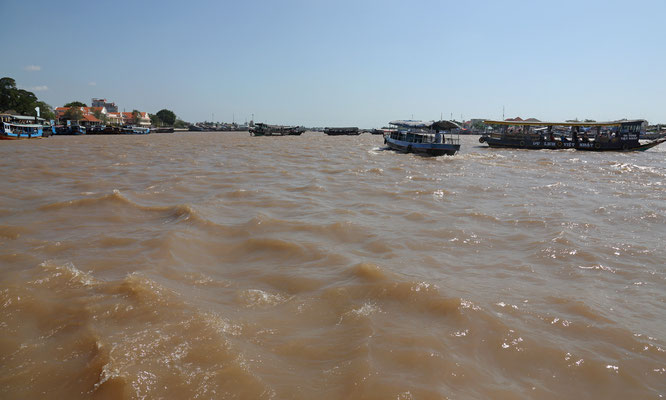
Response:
[[137, 112, 150, 127], [107, 112, 123, 125], [122, 111, 151, 127], [79, 114, 102, 127]]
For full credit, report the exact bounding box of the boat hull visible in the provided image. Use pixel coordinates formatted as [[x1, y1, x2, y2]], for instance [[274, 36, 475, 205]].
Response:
[[1, 134, 44, 140], [480, 136, 666, 152], [385, 136, 460, 156]]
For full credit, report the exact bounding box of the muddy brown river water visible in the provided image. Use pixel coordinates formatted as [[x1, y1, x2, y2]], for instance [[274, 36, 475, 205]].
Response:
[[1, 132, 665, 399]]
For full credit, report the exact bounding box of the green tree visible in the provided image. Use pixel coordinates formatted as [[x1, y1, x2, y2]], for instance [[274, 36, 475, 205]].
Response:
[[92, 108, 108, 124], [149, 113, 162, 126], [36, 101, 55, 120], [0, 77, 39, 115], [155, 109, 176, 126], [0, 77, 19, 111], [64, 101, 87, 107], [63, 107, 83, 121], [131, 109, 141, 125], [174, 119, 188, 128], [0, 77, 53, 119]]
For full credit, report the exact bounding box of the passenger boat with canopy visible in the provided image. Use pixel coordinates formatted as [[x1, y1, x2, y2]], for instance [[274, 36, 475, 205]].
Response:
[[1, 114, 46, 140], [479, 119, 666, 151], [384, 120, 461, 156]]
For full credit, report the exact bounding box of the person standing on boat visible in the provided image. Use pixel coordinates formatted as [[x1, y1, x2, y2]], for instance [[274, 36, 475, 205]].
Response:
[[435, 130, 442, 144]]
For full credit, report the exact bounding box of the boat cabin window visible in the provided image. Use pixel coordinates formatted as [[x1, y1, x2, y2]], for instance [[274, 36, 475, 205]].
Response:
[[620, 123, 641, 134]]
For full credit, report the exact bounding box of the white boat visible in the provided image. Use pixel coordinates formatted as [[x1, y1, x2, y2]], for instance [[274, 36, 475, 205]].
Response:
[[1, 114, 45, 140], [384, 120, 461, 156]]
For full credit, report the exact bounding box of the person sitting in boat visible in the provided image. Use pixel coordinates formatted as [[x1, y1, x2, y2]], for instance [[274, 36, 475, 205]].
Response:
[[581, 132, 590, 143], [435, 130, 442, 144]]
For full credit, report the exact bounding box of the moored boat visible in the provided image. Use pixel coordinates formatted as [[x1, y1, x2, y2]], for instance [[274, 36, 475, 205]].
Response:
[[54, 123, 86, 135], [151, 127, 174, 133], [1, 114, 46, 140], [479, 119, 666, 152], [384, 120, 461, 156], [324, 127, 360, 136], [121, 126, 150, 134]]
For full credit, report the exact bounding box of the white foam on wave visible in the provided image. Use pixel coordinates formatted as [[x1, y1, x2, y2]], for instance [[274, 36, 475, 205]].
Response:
[[239, 289, 291, 308], [33, 261, 97, 287]]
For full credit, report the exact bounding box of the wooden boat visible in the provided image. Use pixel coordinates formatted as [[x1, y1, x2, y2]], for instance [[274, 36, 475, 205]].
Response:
[[250, 123, 304, 136], [384, 120, 461, 156], [83, 126, 122, 135], [0, 114, 45, 140], [479, 119, 666, 152], [151, 127, 174, 133], [324, 127, 360, 135]]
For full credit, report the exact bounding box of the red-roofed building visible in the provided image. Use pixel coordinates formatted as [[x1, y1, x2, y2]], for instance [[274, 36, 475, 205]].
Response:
[[56, 106, 105, 127], [80, 114, 101, 125], [122, 111, 151, 127]]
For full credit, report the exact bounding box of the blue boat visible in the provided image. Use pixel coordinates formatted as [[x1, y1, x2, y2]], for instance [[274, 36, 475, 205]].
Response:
[[121, 126, 150, 134], [1, 114, 45, 140], [384, 120, 461, 156]]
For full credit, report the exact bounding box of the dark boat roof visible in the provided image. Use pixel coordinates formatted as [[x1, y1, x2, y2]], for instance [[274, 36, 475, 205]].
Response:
[[484, 119, 646, 127], [389, 120, 461, 130]]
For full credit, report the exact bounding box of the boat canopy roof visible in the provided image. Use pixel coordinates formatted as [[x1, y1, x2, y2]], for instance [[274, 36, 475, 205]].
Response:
[[12, 115, 45, 121], [390, 120, 461, 130], [483, 119, 646, 127], [4, 123, 42, 128]]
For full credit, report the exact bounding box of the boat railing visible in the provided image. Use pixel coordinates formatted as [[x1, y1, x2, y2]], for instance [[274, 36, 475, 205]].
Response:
[[392, 131, 460, 145]]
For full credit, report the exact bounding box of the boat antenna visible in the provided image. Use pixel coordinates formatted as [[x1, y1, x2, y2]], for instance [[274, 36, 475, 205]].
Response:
[[502, 105, 505, 120]]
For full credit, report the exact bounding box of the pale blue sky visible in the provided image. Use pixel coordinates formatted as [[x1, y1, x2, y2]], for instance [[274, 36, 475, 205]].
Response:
[[2, 0, 665, 127]]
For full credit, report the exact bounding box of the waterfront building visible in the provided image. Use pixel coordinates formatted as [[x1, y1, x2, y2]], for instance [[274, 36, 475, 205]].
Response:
[[121, 111, 151, 127]]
